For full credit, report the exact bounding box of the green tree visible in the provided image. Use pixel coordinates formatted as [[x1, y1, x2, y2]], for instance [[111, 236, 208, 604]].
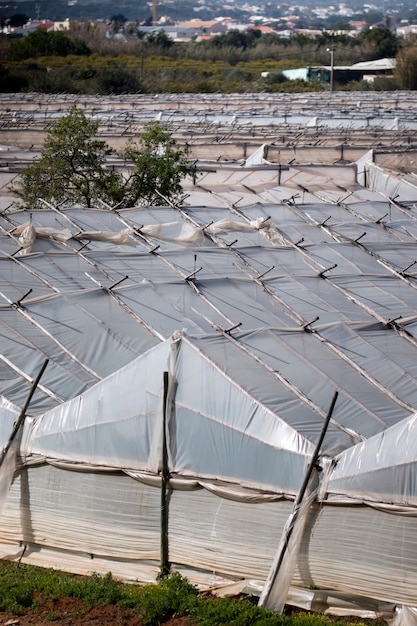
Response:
[[395, 45, 417, 89], [12, 111, 197, 209], [358, 26, 399, 60], [0, 64, 29, 92], [13, 106, 122, 209], [8, 29, 90, 61], [121, 121, 197, 206], [95, 61, 143, 94], [208, 29, 261, 50], [143, 30, 173, 49]]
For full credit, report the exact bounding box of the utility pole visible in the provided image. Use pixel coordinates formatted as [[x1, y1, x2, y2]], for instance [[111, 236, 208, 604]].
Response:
[[152, 0, 157, 26], [326, 47, 334, 93]]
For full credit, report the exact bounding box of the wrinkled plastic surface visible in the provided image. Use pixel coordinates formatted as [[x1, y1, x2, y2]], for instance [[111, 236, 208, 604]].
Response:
[[1, 145, 417, 615]]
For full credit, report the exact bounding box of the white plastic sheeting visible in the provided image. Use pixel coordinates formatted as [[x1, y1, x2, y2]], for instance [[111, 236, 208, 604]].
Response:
[[0, 462, 291, 582], [24, 340, 171, 472], [328, 411, 417, 506], [23, 334, 313, 494], [1, 144, 417, 616]]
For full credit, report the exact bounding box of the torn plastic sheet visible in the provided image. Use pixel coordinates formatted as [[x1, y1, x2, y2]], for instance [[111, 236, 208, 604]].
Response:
[[213, 581, 396, 619], [74, 228, 135, 245], [11, 218, 275, 252], [139, 221, 204, 243], [243, 144, 270, 167], [206, 217, 270, 234], [260, 489, 317, 613], [33, 226, 72, 242], [17, 222, 36, 255], [12, 222, 73, 254], [388, 606, 417, 626]]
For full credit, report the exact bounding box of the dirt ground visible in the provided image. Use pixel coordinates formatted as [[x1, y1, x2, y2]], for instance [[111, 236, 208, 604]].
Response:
[[0, 594, 386, 626], [0, 596, 193, 626]]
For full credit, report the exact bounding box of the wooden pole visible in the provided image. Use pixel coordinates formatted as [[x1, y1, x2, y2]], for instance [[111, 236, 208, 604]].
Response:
[[259, 390, 338, 608], [160, 370, 170, 577], [0, 359, 49, 468], [294, 390, 338, 508]]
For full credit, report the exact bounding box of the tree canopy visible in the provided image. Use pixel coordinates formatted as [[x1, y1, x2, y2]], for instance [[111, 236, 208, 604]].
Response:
[[122, 122, 197, 206], [12, 107, 197, 209], [395, 45, 417, 89], [9, 29, 91, 61], [357, 26, 399, 60]]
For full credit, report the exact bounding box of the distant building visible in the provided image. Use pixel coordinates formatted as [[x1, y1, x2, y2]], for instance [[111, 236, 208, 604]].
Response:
[[262, 58, 396, 87], [396, 24, 417, 37], [350, 20, 367, 30], [293, 28, 324, 37], [8, 18, 71, 35], [53, 19, 71, 31]]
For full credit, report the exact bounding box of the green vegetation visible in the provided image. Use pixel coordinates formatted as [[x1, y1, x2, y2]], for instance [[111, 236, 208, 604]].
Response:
[[13, 106, 121, 209], [8, 28, 91, 61], [394, 46, 417, 89], [0, 25, 409, 94], [12, 107, 197, 209], [0, 561, 367, 626], [122, 122, 197, 206]]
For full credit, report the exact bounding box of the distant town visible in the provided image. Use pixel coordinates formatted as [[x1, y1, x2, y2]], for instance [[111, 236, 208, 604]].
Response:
[[2, 0, 417, 39]]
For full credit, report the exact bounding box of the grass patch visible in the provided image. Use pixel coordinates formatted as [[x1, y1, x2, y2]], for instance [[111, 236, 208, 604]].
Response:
[[0, 561, 368, 626]]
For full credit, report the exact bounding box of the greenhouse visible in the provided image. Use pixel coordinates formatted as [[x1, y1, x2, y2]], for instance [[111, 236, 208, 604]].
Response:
[[1, 92, 417, 622]]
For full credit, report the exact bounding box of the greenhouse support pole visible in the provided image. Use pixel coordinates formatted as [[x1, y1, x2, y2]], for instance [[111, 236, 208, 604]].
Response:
[[0, 358, 49, 468], [294, 390, 338, 508], [259, 390, 338, 609], [160, 370, 170, 577]]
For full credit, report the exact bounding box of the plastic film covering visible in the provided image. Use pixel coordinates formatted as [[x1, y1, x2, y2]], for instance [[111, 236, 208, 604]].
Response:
[[0, 400, 24, 523], [3, 461, 417, 610], [0, 288, 160, 412], [3, 108, 417, 613], [167, 487, 291, 580], [327, 412, 417, 506], [366, 162, 417, 204], [186, 335, 361, 455], [170, 336, 312, 493], [293, 502, 417, 607], [0, 462, 290, 585], [0, 464, 162, 563], [388, 606, 417, 626], [261, 489, 318, 613], [22, 334, 313, 494], [23, 340, 171, 471], [0, 397, 19, 447], [240, 330, 371, 440], [0, 442, 21, 519]]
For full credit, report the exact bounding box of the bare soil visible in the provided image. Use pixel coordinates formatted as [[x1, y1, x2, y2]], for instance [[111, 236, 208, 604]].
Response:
[[0, 596, 193, 626]]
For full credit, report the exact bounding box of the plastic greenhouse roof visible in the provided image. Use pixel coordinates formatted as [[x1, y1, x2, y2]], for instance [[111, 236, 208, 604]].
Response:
[[0, 163, 416, 443], [2, 92, 417, 501]]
